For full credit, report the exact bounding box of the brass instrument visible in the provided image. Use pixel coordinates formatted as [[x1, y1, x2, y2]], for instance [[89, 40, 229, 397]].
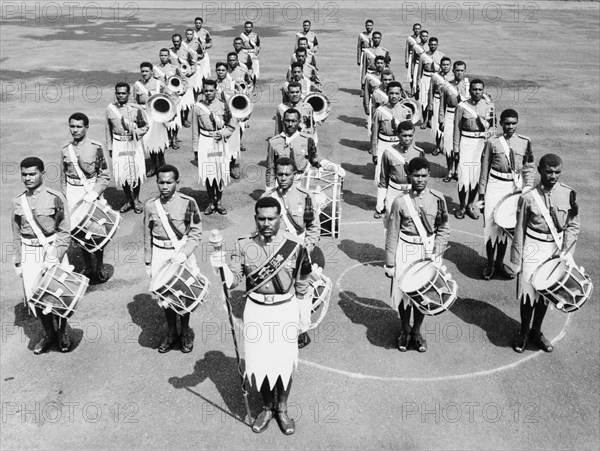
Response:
[[165, 75, 188, 96], [400, 98, 422, 125], [303, 92, 331, 123], [146, 93, 177, 123], [228, 92, 253, 119]]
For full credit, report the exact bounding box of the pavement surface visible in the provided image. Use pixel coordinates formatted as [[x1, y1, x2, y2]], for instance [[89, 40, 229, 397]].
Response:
[[1, 2, 599, 449]]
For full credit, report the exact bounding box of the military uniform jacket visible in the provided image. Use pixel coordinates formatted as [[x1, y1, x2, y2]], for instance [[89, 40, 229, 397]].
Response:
[[12, 186, 71, 265], [286, 63, 319, 83], [291, 51, 317, 69], [240, 31, 260, 53], [266, 131, 320, 188], [228, 64, 251, 85], [371, 103, 413, 154], [191, 99, 235, 150], [405, 34, 420, 66], [182, 39, 204, 61], [230, 229, 309, 297], [479, 133, 535, 194], [296, 31, 318, 52], [153, 62, 178, 81], [357, 31, 372, 64], [371, 88, 388, 112], [60, 138, 110, 196], [378, 144, 424, 189], [438, 79, 469, 123], [363, 46, 391, 71], [105, 102, 148, 152], [169, 46, 196, 74], [428, 71, 453, 105], [511, 182, 579, 265], [453, 98, 495, 153], [385, 187, 450, 266], [133, 77, 163, 105], [275, 102, 316, 135], [216, 76, 236, 101], [419, 50, 444, 74], [143, 191, 202, 263], [235, 49, 253, 71], [194, 28, 212, 48], [262, 185, 320, 250]]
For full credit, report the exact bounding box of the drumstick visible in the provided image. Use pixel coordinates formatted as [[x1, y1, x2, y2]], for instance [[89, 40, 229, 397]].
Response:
[[209, 229, 253, 426], [547, 239, 577, 280]]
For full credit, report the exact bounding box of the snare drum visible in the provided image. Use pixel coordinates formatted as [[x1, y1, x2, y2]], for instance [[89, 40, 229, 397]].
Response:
[[399, 259, 458, 316], [531, 256, 593, 313], [299, 167, 343, 239], [307, 265, 332, 330], [71, 199, 121, 253], [29, 263, 89, 318], [151, 259, 210, 315], [493, 190, 522, 238]]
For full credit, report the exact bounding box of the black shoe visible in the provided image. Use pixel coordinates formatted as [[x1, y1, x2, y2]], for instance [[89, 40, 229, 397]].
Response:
[[240, 144, 247, 152], [59, 333, 71, 352], [96, 266, 110, 283], [231, 165, 241, 179], [373, 209, 385, 219], [442, 174, 453, 183], [298, 332, 311, 349], [215, 203, 228, 215], [204, 204, 216, 215], [120, 202, 134, 213], [172, 141, 180, 150], [530, 331, 553, 352], [465, 205, 480, 220], [482, 266, 495, 280], [146, 168, 157, 177], [495, 263, 515, 279], [432, 148, 440, 156], [397, 332, 410, 352], [33, 335, 56, 355], [412, 333, 427, 352], [454, 208, 466, 219], [158, 335, 178, 353], [276, 408, 295, 435], [513, 331, 528, 353], [252, 407, 274, 433], [181, 333, 193, 353]]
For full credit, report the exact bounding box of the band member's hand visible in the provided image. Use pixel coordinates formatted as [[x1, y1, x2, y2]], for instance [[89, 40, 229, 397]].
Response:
[[14, 264, 22, 277], [145, 264, 152, 279], [521, 185, 534, 194], [83, 191, 99, 203], [210, 251, 227, 268], [173, 252, 187, 264], [560, 251, 576, 267], [474, 199, 484, 211], [384, 265, 394, 278], [320, 159, 346, 178], [405, 63, 409, 69], [214, 131, 223, 141]]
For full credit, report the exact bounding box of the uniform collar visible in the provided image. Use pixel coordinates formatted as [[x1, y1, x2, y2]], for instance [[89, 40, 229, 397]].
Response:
[[71, 137, 88, 147], [28, 185, 46, 197], [281, 130, 300, 143]]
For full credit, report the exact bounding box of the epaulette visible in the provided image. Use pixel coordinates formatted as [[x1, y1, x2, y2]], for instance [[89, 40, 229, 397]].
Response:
[[559, 182, 574, 192], [90, 139, 104, 148], [295, 185, 311, 196], [179, 192, 195, 201], [299, 131, 313, 139], [414, 144, 425, 154], [262, 187, 276, 197], [238, 233, 257, 242], [430, 188, 446, 200], [61, 142, 71, 149], [269, 134, 284, 143], [516, 133, 531, 142], [13, 190, 27, 200], [46, 187, 63, 197], [381, 47, 389, 52], [144, 196, 160, 207]]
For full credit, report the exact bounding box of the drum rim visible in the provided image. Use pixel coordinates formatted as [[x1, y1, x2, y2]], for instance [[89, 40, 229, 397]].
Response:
[[492, 190, 522, 229]]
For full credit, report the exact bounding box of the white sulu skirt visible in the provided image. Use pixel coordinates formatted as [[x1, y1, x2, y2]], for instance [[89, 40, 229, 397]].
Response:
[[457, 136, 485, 193], [518, 237, 558, 306]]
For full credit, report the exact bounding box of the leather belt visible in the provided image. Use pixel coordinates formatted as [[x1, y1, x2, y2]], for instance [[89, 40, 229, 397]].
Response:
[[434, 93, 441, 99], [378, 133, 399, 142], [66, 176, 97, 186], [446, 107, 456, 113], [112, 134, 133, 141], [400, 232, 432, 245], [248, 292, 294, 305], [461, 130, 485, 138], [490, 169, 514, 181], [389, 181, 410, 191], [526, 228, 556, 243], [153, 238, 176, 249], [200, 129, 220, 138], [21, 235, 57, 247]]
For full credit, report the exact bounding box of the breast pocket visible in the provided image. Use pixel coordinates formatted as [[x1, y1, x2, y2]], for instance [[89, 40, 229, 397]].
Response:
[[555, 205, 569, 229], [33, 207, 57, 232]]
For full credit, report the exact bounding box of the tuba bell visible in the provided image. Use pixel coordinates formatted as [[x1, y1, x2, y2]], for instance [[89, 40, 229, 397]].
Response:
[[179, 61, 191, 77], [303, 92, 331, 122], [400, 98, 422, 125], [228, 92, 253, 119], [165, 75, 187, 96], [146, 93, 177, 123]]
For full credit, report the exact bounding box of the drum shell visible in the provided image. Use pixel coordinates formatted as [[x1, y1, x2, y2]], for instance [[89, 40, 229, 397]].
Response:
[[298, 167, 343, 239], [29, 264, 89, 318], [71, 200, 121, 253], [151, 260, 210, 316]]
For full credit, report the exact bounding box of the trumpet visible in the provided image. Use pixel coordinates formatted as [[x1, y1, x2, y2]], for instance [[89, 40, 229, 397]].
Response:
[[228, 92, 253, 119], [146, 93, 177, 123], [400, 98, 422, 125], [303, 92, 331, 122]]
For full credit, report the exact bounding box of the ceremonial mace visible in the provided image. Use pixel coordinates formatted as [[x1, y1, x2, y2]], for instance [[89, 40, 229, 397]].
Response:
[[209, 229, 253, 425]]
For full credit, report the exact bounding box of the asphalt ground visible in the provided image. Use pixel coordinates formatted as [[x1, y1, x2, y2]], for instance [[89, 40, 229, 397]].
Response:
[[1, 2, 599, 449]]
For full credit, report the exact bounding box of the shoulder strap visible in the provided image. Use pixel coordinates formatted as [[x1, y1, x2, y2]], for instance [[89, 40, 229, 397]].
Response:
[[378, 106, 394, 121], [154, 199, 186, 252], [531, 190, 564, 248], [497, 136, 523, 188], [196, 102, 212, 116], [20, 194, 53, 246], [402, 194, 434, 252], [245, 236, 302, 294], [459, 101, 478, 118], [67, 144, 93, 193], [134, 81, 149, 96]]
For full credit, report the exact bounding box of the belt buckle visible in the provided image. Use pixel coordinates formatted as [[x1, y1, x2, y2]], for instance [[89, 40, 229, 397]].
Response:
[[265, 295, 274, 304]]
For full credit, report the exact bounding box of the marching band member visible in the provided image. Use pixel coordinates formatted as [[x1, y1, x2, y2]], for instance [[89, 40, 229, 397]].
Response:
[[427, 56, 453, 155], [363, 55, 387, 116], [191, 79, 235, 215], [292, 37, 318, 69], [275, 81, 317, 138], [438, 60, 468, 181], [193, 16, 212, 78], [405, 23, 421, 86], [282, 62, 318, 103], [411, 30, 429, 95], [262, 157, 320, 349], [227, 52, 252, 88], [154, 49, 183, 151], [240, 21, 261, 79], [376, 120, 424, 221], [417, 37, 444, 119], [370, 81, 413, 184], [105, 82, 148, 214], [478, 109, 535, 280], [13, 157, 72, 354], [361, 31, 390, 96], [215, 61, 236, 100], [385, 157, 450, 352], [144, 165, 202, 353], [182, 28, 206, 94], [511, 154, 579, 353], [132, 62, 169, 177], [170, 33, 197, 128], [60, 112, 110, 283], [210, 196, 310, 434], [216, 60, 247, 165], [367, 69, 395, 136], [266, 108, 344, 189], [233, 37, 254, 76], [286, 48, 320, 86], [357, 19, 374, 95], [296, 20, 318, 53], [453, 78, 495, 220]]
